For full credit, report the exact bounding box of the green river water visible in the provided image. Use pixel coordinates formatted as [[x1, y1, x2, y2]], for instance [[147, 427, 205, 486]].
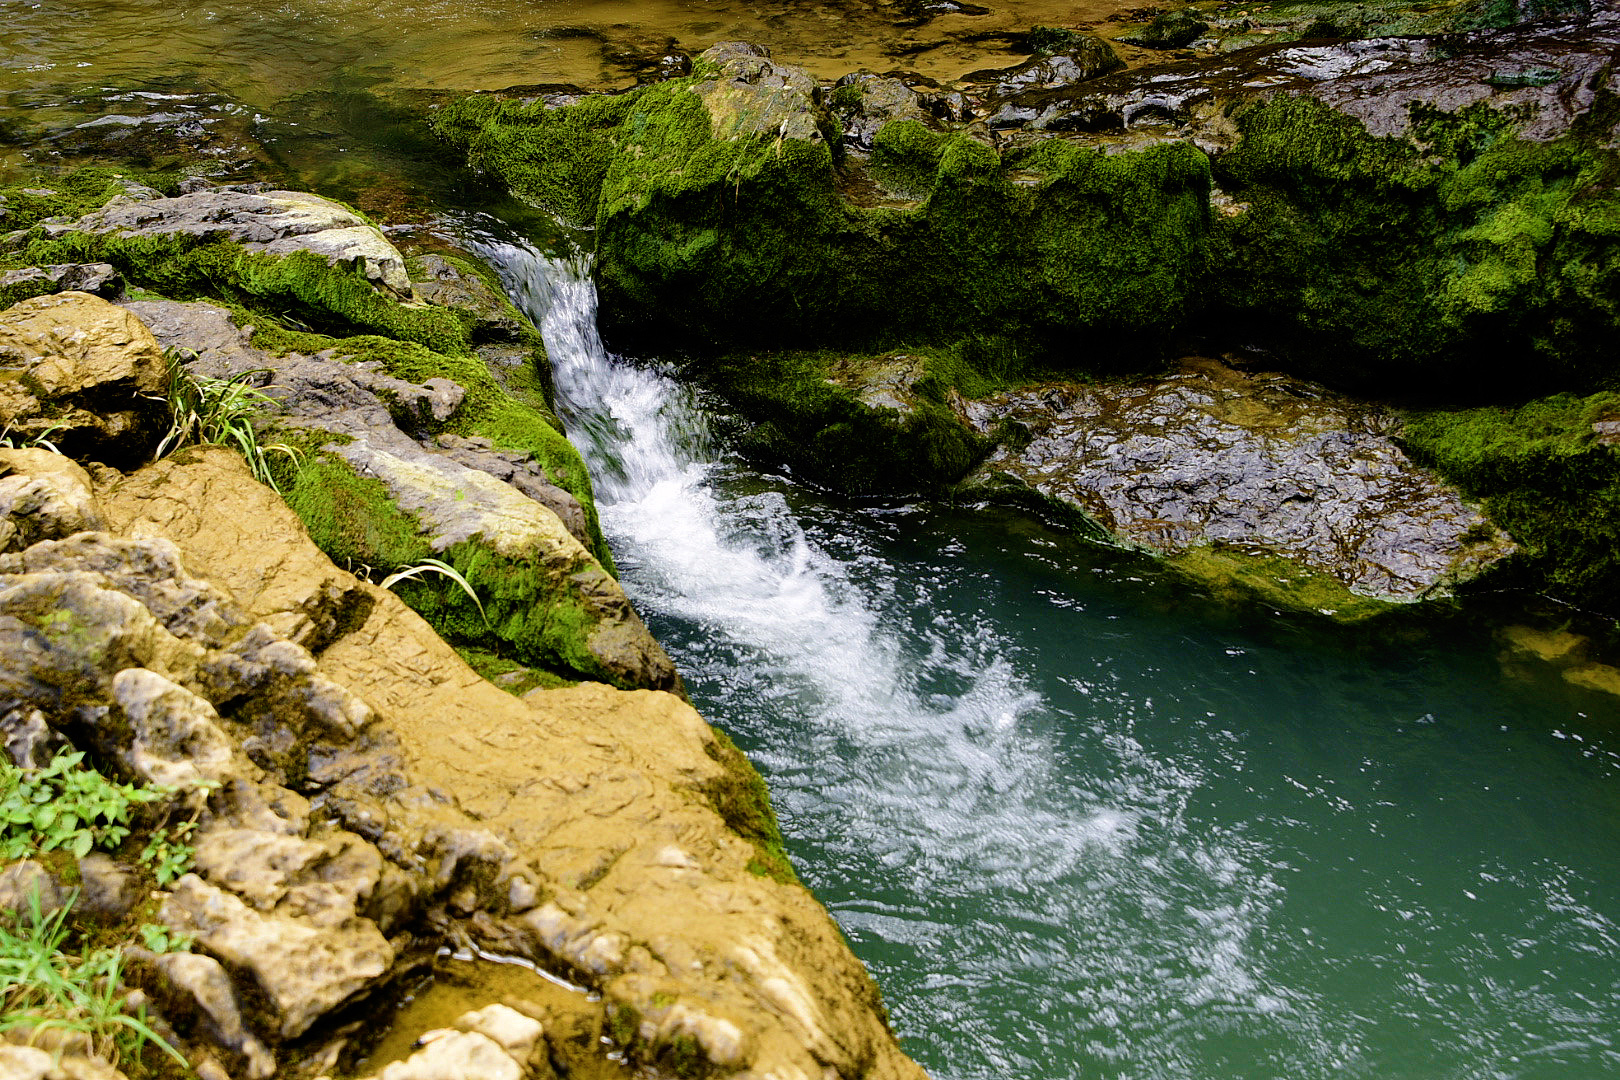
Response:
[[4, 3, 1620, 1077]]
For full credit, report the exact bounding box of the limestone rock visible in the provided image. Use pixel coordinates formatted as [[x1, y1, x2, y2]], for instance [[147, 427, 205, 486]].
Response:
[[0, 449, 106, 552], [114, 302, 673, 689], [160, 874, 394, 1039], [0, 263, 122, 300], [148, 951, 276, 1080], [373, 1031, 521, 1080], [453, 1004, 544, 1060], [962, 359, 1515, 604], [0, 1045, 56, 1080], [74, 853, 143, 921], [99, 448, 369, 651], [0, 435, 922, 1079], [691, 42, 830, 145], [68, 189, 412, 298], [0, 859, 69, 920], [0, 292, 167, 462], [111, 667, 245, 792]]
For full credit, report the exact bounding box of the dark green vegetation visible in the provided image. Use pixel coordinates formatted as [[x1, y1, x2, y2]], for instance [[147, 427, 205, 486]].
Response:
[[433, 74, 1620, 399], [435, 49, 1620, 609], [1402, 394, 1620, 610]]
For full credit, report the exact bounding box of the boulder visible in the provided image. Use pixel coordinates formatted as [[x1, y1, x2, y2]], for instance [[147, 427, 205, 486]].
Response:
[[0, 263, 122, 305], [0, 292, 167, 463], [961, 359, 1515, 610], [408, 254, 529, 343], [115, 299, 671, 689], [690, 41, 831, 145], [65, 189, 412, 299]]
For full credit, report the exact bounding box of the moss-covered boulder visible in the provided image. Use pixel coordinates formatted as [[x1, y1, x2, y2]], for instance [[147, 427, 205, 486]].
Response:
[[1401, 392, 1620, 611], [437, 16, 1620, 394]]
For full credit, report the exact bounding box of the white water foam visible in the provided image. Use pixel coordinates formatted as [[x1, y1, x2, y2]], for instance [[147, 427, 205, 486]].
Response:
[[475, 234, 1299, 1078]]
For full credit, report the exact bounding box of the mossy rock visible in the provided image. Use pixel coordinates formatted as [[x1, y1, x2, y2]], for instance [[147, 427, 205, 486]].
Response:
[[1400, 392, 1620, 610]]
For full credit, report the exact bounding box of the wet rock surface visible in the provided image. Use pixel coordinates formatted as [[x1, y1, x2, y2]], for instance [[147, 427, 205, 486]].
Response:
[[982, 9, 1620, 137], [962, 359, 1515, 601]]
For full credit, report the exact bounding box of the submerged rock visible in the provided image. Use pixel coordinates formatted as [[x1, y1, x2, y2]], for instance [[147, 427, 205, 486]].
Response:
[[962, 359, 1515, 607]]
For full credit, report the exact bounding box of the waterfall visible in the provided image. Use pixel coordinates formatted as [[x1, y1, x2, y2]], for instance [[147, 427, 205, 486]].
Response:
[[471, 233, 1294, 1079]]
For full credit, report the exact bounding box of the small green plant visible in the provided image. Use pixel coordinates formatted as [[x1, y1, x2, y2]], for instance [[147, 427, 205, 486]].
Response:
[[138, 822, 197, 888], [156, 349, 302, 490], [378, 557, 489, 624], [137, 923, 192, 955], [1, 752, 167, 860], [0, 890, 187, 1070], [0, 421, 68, 453]]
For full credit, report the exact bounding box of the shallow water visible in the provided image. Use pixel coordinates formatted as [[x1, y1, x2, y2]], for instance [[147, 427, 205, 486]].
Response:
[[485, 239, 1620, 1080]]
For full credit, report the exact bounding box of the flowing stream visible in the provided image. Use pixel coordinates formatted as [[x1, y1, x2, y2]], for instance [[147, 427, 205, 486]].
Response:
[[476, 237, 1620, 1080]]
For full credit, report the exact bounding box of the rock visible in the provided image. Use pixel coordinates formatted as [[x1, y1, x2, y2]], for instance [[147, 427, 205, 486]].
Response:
[[147, 951, 276, 1079], [74, 853, 143, 921], [1123, 7, 1210, 48], [114, 301, 673, 689], [0, 449, 107, 552], [409, 255, 529, 343], [0, 430, 922, 1079], [961, 359, 1515, 607], [690, 41, 831, 145], [830, 74, 930, 153], [98, 445, 370, 651], [0, 1045, 55, 1080], [373, 1031, 521, 1080], [111, 667, 246, 792], [1, 706, 61, 767], [0, 860, 69, 920], [67, 189, 412, 299], [0, 292, 168, 463], [453, 1004, 544, 1059], [0, 263, 122, 300], [968, 36, 1124, 95], [160, 874, 394, 1039]]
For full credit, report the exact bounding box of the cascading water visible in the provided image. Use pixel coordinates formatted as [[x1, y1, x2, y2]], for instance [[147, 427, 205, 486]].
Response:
[[477, 233, 1620, 1080]]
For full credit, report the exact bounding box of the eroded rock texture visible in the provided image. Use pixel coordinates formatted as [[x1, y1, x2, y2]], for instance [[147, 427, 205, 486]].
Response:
[[0, 441, 925, 1080], [963, 360, 1514, 601]]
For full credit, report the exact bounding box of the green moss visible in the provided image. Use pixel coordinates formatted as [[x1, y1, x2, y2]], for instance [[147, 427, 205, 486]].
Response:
[[1211, 96, 1620, 391], [435, 79, 1212, 363], [454, 646, 578, 695], [1401, 393, 1620, 608], [0, 168, 173, 233], [282, 455, 433, 571], [17, 232, 470, 355], [1165, 546, 1401, 623], [701, 726, 797, 886], [325, 335, 613, 570], [699, 345, 991, 494], [281, 452, 636, 685]]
